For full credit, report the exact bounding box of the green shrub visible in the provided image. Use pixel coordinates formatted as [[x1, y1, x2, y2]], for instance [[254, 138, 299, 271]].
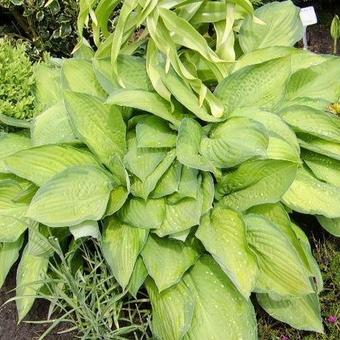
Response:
[[0, 0, 339, 339], [0, 0, 78, 58], [0, 38, 36, 119]]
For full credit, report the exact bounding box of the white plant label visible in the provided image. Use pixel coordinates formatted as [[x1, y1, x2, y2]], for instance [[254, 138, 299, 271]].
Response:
[[300, 7, 317, 27]]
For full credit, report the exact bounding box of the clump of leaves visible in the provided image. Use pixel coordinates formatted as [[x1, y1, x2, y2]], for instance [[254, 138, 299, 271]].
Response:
[[0, 1, 339, 339], [0, 0, 78, 58], [0, 38, 36, 120]]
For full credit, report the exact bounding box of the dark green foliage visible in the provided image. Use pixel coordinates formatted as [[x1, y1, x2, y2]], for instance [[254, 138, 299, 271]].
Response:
[[0, 38, 36, 119], [0, 0, 78, 58]]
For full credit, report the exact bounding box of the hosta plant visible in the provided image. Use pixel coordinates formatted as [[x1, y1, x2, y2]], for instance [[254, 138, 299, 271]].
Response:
[[0, 0, 340, 338]]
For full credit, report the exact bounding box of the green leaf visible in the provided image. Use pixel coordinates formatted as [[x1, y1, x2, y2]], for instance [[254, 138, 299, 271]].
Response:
[[232, 47, 325, 74], [93, 55, 154, 93], [156, 195, 203, 237], [316, 216, 340, 237], [280, 105, 340, 143], [266, 133, 300, 163], [131, 149, 177, 199], [151, 161, 182, 198], [146, 277, 195, 340], [291, 223, 323, 292], [0, 236, 23, 288], [0, 180, 30, 242], [247, 203, 311, 273], [106, 89, 183, 127], [124, 134, 167, 181], [298, 134, 340, 161], [218, 160, 297, 211], [215, 57, 291, 114], [128, 256, 148, 298], [31, 102, 78, 146], [176, 118, 217, 174], [239, 0, 303, 53], [230, 108, 299, 152], [244, 214, 314, 296], [196, 207, 257, 298], [0, 133, 31, 173], [34, 62, 63, 110], [200, 117, 268, 168], [142, 234, 199, 292], [183, 255, 257, 340], [285, 58, 340, 102], [282, 167, 340, 218], [62, 59, 106, 98], [64, 91, 126, 168], [136, 116, 177, 148], [70, 220, 100, 240], [16, 244, 49, 321], [119, 198, 165, 229], [105, 186, 129, 217], [27, 166, 114, 227], [257, 293, 323, 333], [5, 145, 99, 186], [303, 150, 340, 187], [101, 216, 148, 288]]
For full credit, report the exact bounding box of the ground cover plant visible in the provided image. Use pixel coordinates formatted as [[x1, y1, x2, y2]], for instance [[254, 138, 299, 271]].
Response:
[[0, 0, 339, 338]]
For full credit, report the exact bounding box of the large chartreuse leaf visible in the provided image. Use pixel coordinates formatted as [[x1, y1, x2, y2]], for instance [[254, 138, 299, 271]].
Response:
[[215, 57, 291, 114], [230, 108, 299, 152], [31, 102, 78, 146], [106, 89, 183, 127], [266, 133, 300, 163], [93, 55, 153, 93], [0, 236, 23, 288], [131, 149, 177, 200], [218, 159, 297, 211], [257, 293, 323, 333], [0, 180, 31, 242], [64, 91, 126, 169], [244, 214, 314, 296], [124, 133, 166, 181], [200, 117, 268, 168], [316, 216, 340, 237], [151, 161, 182, 198], [105, 185, 129, 217], [34, 62, 63, 110], [27, 166, 114, 227], [176, 118, 217, 174], [196, 207, 257, 298], [155, 194, 203, 237], [62, 59, 106, 98], [232, 47, 326, 74], [136, 116, 177, 148], [128, 256, 148, 298], [238, 1, 303, 53], [285, 58, 340, 102], [5, 145, 99, 186], [16, 244, 49, 321], [247, 203, 311, 272], [282, 167, 340, 218], [280, 105, 340, 143], [291, 223, 323, 292], [101, 216, 148, 289], [303, 150, 340, 187], [0, 133, 31, 173], [183, 255, 257, 340], [146, 277, 195, 340], [298, 134, 340, 161], [119, 197, 165, 229], [142, 234, 199, 292]]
